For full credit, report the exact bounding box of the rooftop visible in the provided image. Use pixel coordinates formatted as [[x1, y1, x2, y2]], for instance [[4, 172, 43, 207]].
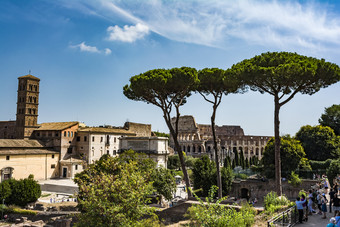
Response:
[[0, 139, 46, 148], [78, 127, 136, 135], [18, 74, 40, 81], [35, 122, 79, 131]]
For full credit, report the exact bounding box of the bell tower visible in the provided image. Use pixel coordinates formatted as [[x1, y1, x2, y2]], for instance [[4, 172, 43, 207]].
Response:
[[15, 74, 40, 139]]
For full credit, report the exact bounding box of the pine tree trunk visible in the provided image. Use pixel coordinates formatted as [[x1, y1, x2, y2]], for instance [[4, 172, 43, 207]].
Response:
[[274, 95, 282, 196]]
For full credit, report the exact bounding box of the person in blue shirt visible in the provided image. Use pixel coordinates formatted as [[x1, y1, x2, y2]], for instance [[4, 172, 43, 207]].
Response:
[[327, 217, 337, 227], [296, 197, 306, 223]]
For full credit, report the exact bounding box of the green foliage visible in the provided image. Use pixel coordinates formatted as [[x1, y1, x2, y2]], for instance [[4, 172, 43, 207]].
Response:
[[74, 151, 159, 227], [239, 150, 245, 169], [185, 186, 256, 227], [309, 159, 332, 171], [264, 192, 292, 214], [167, 155, 181, 170], [262, 136, 306, 178], [185, 155, 196, 169], [151, 167, 177, 201], [192, 156, 233, 197], [319, 104, 340, 136], [245, 157, 250, 168], [288, 171, 302, 187], [4, 176, 41, 207], [326, 159, 340, 186], [234, 173, 248, 180], [5, 205, 38, 215], [152, 131, 169, 138], [296, 125, 340, 161], [224, 156, 231, 169], [0, 180, 11, 202]]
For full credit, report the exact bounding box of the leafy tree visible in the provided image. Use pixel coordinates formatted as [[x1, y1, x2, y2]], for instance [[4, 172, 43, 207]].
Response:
[[124, 67, 198, 197], [167, 155, 180, 170], [295, 125, 340, 161], [239, 149, 245, 169], [185, 155, 196, 169], [192, 155, 233, 197], [0, 180, 11, 202], [74, 152, 159, 226], [5, 175, 41, 206], [151, 167, 177, 201], [245, 157, 250, 168], [319, 104, 340, 135], [196, 68, 242, 199], [192, 155, 215, 197], [224, 156, 231, 169], [326, 159, 340, 187], [233, 148, 239, 166], [232, 159, 236, 169], [262, 136, 306, 179], [230, 52, 340, 195]]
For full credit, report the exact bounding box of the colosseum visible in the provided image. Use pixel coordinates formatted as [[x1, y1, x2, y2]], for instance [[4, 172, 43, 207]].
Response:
[[170, 115, 271, 161]]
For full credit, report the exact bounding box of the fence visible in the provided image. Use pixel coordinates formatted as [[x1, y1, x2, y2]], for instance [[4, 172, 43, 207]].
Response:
[[267, 205, 298, 227]]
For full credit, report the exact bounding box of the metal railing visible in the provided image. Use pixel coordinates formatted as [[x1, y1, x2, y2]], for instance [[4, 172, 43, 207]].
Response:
[[267, 205, 298, 227]]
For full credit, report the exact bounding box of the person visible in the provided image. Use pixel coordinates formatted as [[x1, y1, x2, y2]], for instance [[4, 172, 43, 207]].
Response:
[[331, 188, 336, 213], [301, 194, 308, 222], [328, 217, 337, 227], [308, 189, 315, 214], [335, 210, 340, 227], [296, 196, 306, 223], [321, 193, 328, 219], [317, 191, 323, 214], [334, 193, 340, 217]]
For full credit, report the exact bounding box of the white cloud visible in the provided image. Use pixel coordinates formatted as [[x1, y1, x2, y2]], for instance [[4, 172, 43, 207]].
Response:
[[107, 23, 149, 42], [104, 48, 112, 55], [71, 42, 111, 55], [63, 0, 340, 51]]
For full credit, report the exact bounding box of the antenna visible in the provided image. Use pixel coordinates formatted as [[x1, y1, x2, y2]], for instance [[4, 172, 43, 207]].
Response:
[[28, 70, 31, 75]]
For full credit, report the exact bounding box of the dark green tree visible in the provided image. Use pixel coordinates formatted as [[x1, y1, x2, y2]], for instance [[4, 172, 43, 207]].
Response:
[[245, 157, 250, 168], [326, 159, 340, 187], [224, 156, 231, 169], [152, 167, 177, 201], [196, 68, 242, 198], [232, 159, 236, 169], [262, 136, 306, 178], [239, 149, 245, 169], [124, 67, 198, 197], [0, 180, 11, 202], [230, 52, 340, 195], [295, 125, 340, 161], [319, 104, 340, 136], [192, 155, 233, 197], [167, 155, 181, 170]]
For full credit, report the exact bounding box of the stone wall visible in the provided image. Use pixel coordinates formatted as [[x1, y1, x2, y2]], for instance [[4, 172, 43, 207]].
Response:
[[230, 179, 318, 203], [125, 122, 152, 137], [0, 121, 16, 139]]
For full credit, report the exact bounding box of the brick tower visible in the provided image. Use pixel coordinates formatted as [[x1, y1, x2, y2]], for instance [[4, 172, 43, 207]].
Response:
[[15, 74, 40, 139]]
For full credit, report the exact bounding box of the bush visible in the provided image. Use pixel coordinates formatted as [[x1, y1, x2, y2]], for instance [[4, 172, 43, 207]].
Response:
[[310, 159, 332, 172], [326, 159, 340, 186], [234, 173, 248, 180], [5, 176, 41, 207], [264, 192, 292, 214], [186, 186, 256, 226], [0, 180, 11, 201]]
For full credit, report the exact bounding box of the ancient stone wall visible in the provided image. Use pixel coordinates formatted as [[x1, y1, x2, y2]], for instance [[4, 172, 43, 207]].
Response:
[[0, 121, 16, 139], [125, 122, 152, 137]]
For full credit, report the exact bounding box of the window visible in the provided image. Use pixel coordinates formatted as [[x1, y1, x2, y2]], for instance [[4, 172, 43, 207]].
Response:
[[75, 165, 78, 170], [51, 164, 55, 169], [92, 136, 95, 142], [71, 132, 73, 137], [101, 137, 103, 142], [48, 132, 52, 137], [113, 150, 116, 155], [68, 131, 70, 137], [84, 136, 87, 142], [55, 133, 59, 137], [80, 146, 84, 150], [107, 150, 110, 155], [77, 136, 80, 141], [52, 154, 55, 159], [6, 156, 10, 160], [67, 147, 72, 154], [114, 137, 116, 143], [64, 131, 66, 137]]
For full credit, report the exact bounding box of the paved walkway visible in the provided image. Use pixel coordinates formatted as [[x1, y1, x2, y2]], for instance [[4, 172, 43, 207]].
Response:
[[294, 211, 333, 226]]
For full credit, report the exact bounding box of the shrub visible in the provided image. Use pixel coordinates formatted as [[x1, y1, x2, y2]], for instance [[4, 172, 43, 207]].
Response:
[[186, 186, 256, 226], [288, 171, 302, 187], [264, 192, 292, 214], [0, 180, 11, 201], [309, 159, 332, 171], [5, 176, 41, 207], [234, 173, 248, 180], [327, 159, 340, 186]]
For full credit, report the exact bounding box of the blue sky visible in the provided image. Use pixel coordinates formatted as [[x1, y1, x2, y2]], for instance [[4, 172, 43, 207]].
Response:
[[1, 0, 340, 136]]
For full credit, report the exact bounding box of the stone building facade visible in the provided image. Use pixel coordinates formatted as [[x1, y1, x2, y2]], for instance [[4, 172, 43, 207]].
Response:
[[170, 116, 271, 161], [0, 74, 170, 180]]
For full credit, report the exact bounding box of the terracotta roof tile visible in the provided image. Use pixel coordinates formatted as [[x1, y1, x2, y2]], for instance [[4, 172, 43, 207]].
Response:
[[35, 122, 79, 131], [0, 139, 46, 148], [78, 127, 136, 135], [18, 74, 40, 81]]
